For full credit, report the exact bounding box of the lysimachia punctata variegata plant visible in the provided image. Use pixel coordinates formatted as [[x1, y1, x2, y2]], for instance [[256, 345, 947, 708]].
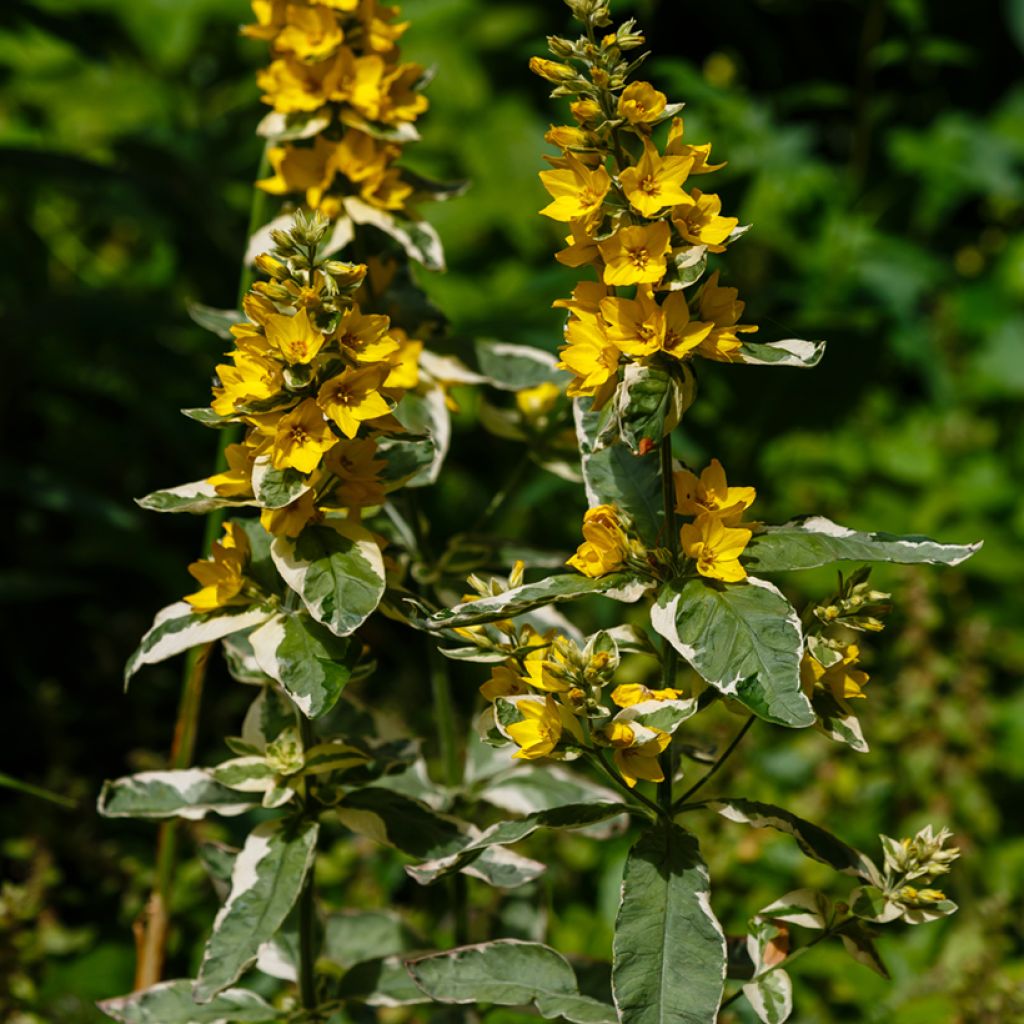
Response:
[[98, 1, 981, 1022]]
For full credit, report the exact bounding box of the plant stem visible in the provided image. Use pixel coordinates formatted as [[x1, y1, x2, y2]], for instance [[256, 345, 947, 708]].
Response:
[[471, 451, 532, 535], [587, 749, 660, 822], [672, 715, 755, 812], [132, 147, 271, 992], [297, 714, 320, 1012], [657, 434, 679, 810]]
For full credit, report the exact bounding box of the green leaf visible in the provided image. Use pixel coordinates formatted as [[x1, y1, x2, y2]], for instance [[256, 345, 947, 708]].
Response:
[[336, 787, 544, 888], [838, 921, 890, 978], [735, 339, 826, 368], [181, 407, 240, 429], [249, 612, 355, 719], [475, 339, 563, 391], [346, 196, 445, 270], [125, 602, 274, 686], [97, 770, 256, 820], [255, 109, 331, 141], [251, 457, 312, 510], [136, 479, 255, 515], [193, 819, 318, 1002], [612, 362, 690, 454], [756, 889, 830, 930], [612, 826, 726, 1024], [186, 301, 242, 340], [712, 799, 879, 881], [743, 516, 982, 572], [271, 522, 386, 638], [338, 956, 432, 1006], [408, 940, 617, 1024], [323, 910, 419, 969], [406, 802, 628, 885], [650, 578, 814, 728], [425, 573, 638, 631], [472, 762, 620, 815], [99, 980, 277, 1023], [811, 690, 869, 753], [392, 384, 451, 487], [574, 397, 663, 546], [742, 970, 793, 1024]]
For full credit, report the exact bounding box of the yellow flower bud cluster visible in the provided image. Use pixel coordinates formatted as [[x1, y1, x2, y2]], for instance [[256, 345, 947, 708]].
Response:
[[566, 503, 642, 578], [673, 458, 755, 583], [247, 0, 428, 218], [206, 214, 420, 546], [532, 18, 756, 409]]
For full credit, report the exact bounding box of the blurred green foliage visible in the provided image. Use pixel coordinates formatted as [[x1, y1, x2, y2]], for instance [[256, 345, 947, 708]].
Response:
[[2, 0, 1022, 1020]]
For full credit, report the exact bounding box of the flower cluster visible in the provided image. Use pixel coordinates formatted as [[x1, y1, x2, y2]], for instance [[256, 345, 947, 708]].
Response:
[[533, 18, 755, 408], [246, 0, 428, 218], [674, 458, 756, 582], [566, 503, 644, 578]]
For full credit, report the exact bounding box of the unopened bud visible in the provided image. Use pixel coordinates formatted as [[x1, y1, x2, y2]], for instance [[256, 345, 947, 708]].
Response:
[[529, 57, 578, 84], [547, 36, 576, 60]]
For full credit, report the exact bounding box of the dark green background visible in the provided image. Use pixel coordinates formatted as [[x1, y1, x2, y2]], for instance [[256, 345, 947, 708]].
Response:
[[2, 0, 1022, 1020]]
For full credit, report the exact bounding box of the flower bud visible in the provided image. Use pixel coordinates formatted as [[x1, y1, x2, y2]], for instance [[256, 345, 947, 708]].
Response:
[[547, 36, 576, 60], [529, 57, 578, 84]]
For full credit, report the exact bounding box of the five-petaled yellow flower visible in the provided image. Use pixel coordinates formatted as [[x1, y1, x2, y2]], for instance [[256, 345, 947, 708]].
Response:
[[601, 287, 665, 357], [317, 364, 392, 439], [673, 188, 739, 252], [611, 684, 684, 708], [604, 722, 672, 787], [265, 307, 326, 365], [558, 317, 621, 399], [680, 513, 752, 583], [598, 221, 672, 286], [507, 696, 582, 760], [617, 81, 667, 127], [801, 645, 870, 705], [271, 398, 339, 472], [674, 458, 756, 522], [661, 292, 713, 360], [619, 137, 693, 217], [696, 270, 758, 361], [540, 153, 612, 224], [184, 522, 251, 612]]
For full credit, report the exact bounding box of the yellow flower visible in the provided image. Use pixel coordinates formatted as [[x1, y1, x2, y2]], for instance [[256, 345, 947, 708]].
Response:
[[617, 81, 667, 127], [555, 219, 602, 269], [257, 53, 345, 114], [696, 270, 758, 361], [324, 438, 387, 509], [185, 522, 251, 612], [273, 3, 344, 60], [271, 398, 338, 473], [335, 305, 399, 364], [665, 117, 725, 175], [801, 645, 869, 703], [567, 504, 630, 578], [661, 292, 713, 360], [257, 138, 343, 210], [557, 317, 620, 398], [611, 684, 684, 708], [545, 124, 597, 153], [516, 381, 561, 420], [672, 188, 738, 251], [264, 307, 326, 366], [570, 98, 603, 126], [260, 488, 321, 538], [211, 351, 284, 416], [601, 286, 665, 357], [619, 138, 693, 217], [208, 442, 256, 498], [317, 364, 392, 439], [481, 664, 529, 702], [597, 221, 672, 286], [522, 647, 571, 693], [680, 513, 752, 583], [552, 281, 609, 322], [604, 723, 671, 787], [674, 458, 755, 522], [539, 153, 612, 224], [529, 57, 577, 84], [507, 696, 582, 760]]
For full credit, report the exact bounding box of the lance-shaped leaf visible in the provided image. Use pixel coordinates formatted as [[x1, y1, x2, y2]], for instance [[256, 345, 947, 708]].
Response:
[[650, 577, 814, 728], [97, 769, 257, 820], [98, 979, 277, 1023], [574, 398, 663, 546], [125, 602, 274, 686], [612, 825, 726, 1024], [136, 479, 256, 515], [248, 612, 355, 719], [408, 940, 617, 1024], [743, 516, 982, 572], [181, 407, 240, 429], [610, 362, 690, 455], [838, 921, 890, 978], [336, 787, 544, 888], [475, 340, 563, 391], [424, 573, 639, 631], [271, 522, 385, 638], [712, 799, 879, 882], [251, 457, 311, 510], [393, 384, 450, 487], [346, 196, 445, 271], [186, 301, 242, 339], [193, 819, 318, 1002], [406, 802, 628, 885], [743, 970, 793, 1024], [735, 338, 826, 368], [324, 909, 420, 969], [472, 762, 620, 815], [756, 889, 830, 930]]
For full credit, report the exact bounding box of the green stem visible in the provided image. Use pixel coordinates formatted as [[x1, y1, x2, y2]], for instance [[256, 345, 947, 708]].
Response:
[[134, 146, 272, 992], [471, 451, 532, 534], [0, 773, 76, 809], [587, 749, 661, 822], [657, 435, 679, 810], [672, 715, 755, 812]]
